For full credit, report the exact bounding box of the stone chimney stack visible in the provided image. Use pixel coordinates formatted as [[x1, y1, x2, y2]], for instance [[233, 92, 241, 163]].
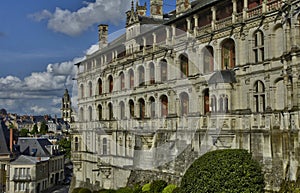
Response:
[[10, 127, 13, 153], [176, 0, 191, 16], [150, 0, 163, 19], [136, 1, 147, 16], [98, 24, 108, 49]]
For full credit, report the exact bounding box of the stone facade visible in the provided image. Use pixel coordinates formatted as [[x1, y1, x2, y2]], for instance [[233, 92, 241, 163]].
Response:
[[71, 0, 300, 192]]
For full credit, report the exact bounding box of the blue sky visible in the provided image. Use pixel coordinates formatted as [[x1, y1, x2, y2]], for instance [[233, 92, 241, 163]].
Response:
[[0, 0, 176, 116]]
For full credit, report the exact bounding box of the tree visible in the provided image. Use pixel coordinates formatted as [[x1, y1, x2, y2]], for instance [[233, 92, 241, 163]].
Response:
[[31, 124, 38, 135], [180, 149, 265, 193], [19, 128, 29, 137], [58, 138, 71, 158], [40, 121, 48, 134]]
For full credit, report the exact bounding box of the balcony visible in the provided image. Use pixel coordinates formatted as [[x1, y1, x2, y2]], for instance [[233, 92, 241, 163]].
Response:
[[13, 174, 31, 181]]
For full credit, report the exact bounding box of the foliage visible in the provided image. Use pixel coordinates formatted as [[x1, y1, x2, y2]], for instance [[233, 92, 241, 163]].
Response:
[[19, 128, 29, 137], [31, 124, 38, 135], [180, 149, 265, 193], [142, 183, 151, 192], [162, 184, 176, 193], [72, 188, 83, 193], [58, 138, 71, 158], [39, 121, 48, 135], [279, 181, 300, 193], [116, 187, 133, 193], [170, 187, 181, 193], [78, 188, 92, 193], [98, 189, 117, 193], [149, 180, 167, 193], [132, 184, 143, 193]]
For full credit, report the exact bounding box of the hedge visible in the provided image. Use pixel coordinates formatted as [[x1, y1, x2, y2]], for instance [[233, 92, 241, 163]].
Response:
[[180, 149, 265, 193]]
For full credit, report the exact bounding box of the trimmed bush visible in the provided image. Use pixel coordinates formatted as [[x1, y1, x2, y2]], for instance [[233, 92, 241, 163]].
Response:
[[72, 188, 83, 193], [170, 187, 181, 193], [78, 188, 92, 193], [142, 183, 151, 192], [98, 189, 117, 193], [149, 180, 167, 193], [116, 187, 133, 193], [162, 184, 177, 193], [180, 149, 265, 193]]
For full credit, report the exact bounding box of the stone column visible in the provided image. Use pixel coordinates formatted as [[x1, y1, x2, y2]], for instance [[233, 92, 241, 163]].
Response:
[[143, 37, 146, 55], [152, 32, 157, 51], [193, 14, 199, 36], [232, 0, 237, 23], [172, 24, 176, 44], [166, 26, 171, 45], [262, 0, 267, 13], [243, 0, 248, 20], [186, 17, 191, 37], [211, 6, 216, 30]]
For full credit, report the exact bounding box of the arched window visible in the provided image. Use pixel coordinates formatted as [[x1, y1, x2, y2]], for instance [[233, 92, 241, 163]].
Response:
[[80, 107, 84, 121], [98, 104, 102, 120], [254, 81, 266, 112], [211, 95, 217, 112], [75, 137, 79, 151], [120, 101, 125, 119], [149, 62, 155, 84], [138, 98, 145, 119], [253, 30, 264, 63], [88, 106, 92, 121], [80, 84, 84, 98], [149, 97, 155, 118], [103, 138, 108, 155], [119, 72, 125, 90], [108, 75, 113, 93], [129, 100, 134, 118], [108, 103, 114, 120], [88, 82, 93, 97], [179, 54, 189, 78], [160, 59, 168, 82], [98, 78, 103, 95], [218, 95, 229, 113], [221, 39, 235, 69], [203, 89, 210, 114], [138, 66, 145, 86], [129, 69, 134, 89], [160, 95, 168, 117], [203, 46, 214, 73], [180, 92, 189, 116]]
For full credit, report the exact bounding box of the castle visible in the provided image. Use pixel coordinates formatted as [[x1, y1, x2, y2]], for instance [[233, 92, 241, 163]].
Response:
[[71, 0, 300, 192]]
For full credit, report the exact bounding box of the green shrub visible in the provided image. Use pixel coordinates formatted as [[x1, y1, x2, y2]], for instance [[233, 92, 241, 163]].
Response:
[[72, 188, 83, 193], [116, 187, 133, 193], [133, 184, 143, 193], [162, 184, 176, 193], [142, 183, 151, 192], [78, 188, 92, 193], [149, 180, 167, 193], [98, 189, 117, 193], [180, 149, 265, 193], [170, 187, 181, 193]]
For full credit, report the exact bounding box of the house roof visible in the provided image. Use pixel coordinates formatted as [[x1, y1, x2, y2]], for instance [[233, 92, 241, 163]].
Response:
[[11, 155, 49, 165], [0, 121, 10, 155], [17, 138, 53, 157]]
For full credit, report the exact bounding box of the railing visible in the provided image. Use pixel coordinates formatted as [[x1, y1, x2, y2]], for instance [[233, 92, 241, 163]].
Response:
[[247, 5, 262, 18], [215, 16, 233, 30], [13, 174, 31, 181], [267, 0, 280, 12], [196, 24, 212, 36]]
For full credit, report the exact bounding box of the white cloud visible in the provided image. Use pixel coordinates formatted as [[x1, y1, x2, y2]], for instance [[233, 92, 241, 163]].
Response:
[[29, 0, 131, 36], [0, 57, 82, 116]]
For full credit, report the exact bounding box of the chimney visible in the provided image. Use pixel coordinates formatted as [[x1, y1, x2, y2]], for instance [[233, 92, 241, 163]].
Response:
[[10, 127, 13, 153], [176, 0, 191, 16], [150, 0, 163, 19], [98, 24, 108, 49], [136, 1, 147, 16]]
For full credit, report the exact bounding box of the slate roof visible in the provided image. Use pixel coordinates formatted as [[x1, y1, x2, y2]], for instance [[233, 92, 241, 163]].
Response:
[[10, 155, 49, 165], [17, 138, 53, 157], [0, 121, 10, 155], [208, 70, 237, 84]]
